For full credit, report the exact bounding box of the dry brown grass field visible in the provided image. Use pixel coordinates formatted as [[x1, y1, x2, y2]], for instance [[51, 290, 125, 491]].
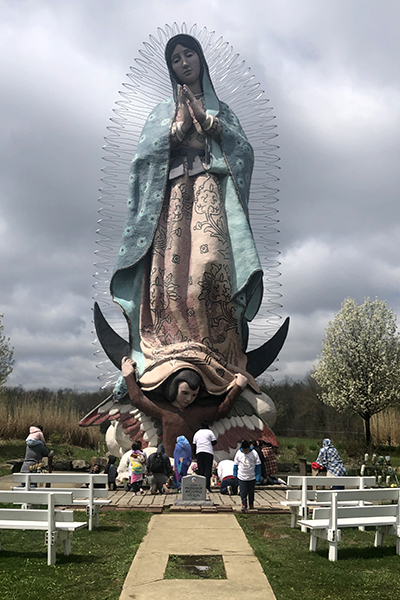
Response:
[[371, 407, 400, 445], [0, 393, 102, 447]]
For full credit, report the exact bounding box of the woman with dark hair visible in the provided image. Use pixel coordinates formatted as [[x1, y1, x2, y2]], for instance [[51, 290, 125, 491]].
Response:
[[112, 33, 263, 403]]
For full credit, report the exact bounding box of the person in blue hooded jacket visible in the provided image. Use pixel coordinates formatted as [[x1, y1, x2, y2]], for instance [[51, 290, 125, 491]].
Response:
[[111, 33, 263, 404], [233, 440, 261, 512], [173, 435, 192, 490]]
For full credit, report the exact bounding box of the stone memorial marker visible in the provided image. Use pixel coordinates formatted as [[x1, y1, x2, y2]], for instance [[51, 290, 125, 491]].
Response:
[[174, 474, 214, 507]]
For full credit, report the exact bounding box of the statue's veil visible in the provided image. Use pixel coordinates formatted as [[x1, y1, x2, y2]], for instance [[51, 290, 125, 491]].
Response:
[[93, 23, 281, 389]]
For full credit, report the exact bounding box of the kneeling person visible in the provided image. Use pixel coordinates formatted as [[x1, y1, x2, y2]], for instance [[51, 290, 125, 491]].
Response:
[[217, 459, 239, 495], [147, 444, 172, 494]]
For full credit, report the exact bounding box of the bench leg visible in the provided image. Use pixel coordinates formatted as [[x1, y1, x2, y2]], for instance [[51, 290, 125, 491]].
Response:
[[86, 505, 94, 531], [290, 507, 297, 528], [310, 533, 319, 552], [94, 506, 100, 528], [45, 531, 57, 566], [375, 529, 384, 548], [396, 537, 400, 555], [60, 531, 72, 555], [328, 541, 338, 561]]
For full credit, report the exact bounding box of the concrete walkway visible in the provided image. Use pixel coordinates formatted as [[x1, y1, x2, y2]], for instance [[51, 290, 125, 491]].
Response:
[[119, 513, 277, 600]]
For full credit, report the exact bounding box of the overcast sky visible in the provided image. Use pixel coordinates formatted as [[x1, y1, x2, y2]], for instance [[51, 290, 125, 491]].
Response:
[[1, 0, 399, 391]]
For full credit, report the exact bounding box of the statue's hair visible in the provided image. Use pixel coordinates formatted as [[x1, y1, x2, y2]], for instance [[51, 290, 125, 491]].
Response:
[[164, 369, 202, 402]]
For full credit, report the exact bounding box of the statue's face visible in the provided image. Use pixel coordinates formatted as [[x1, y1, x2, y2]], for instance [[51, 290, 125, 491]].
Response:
[[171, 44, 201, 87], [174, 381, 199, 409]]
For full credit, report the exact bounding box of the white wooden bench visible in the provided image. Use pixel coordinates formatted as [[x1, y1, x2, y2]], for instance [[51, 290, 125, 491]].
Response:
[[0, 490, 87, 565], [298, 487, 400, 561], [281, 476, 376, 528], [13, 473, 110, 530]]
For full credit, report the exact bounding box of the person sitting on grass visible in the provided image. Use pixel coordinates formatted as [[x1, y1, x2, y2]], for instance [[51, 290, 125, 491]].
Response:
[[234, 439, 261, 512]]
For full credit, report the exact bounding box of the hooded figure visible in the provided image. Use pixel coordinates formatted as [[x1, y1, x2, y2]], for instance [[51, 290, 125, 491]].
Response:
[[111, 33, 263, 402], [173, 435, 192, 489], [104, 455, 118, 490], [315, 438, 347, 477], [26, 425, 46, 447], [20, 426, 49, 475]]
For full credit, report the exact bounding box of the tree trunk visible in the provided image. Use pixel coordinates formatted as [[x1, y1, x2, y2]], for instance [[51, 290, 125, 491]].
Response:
[[364, 415, 372, 448]]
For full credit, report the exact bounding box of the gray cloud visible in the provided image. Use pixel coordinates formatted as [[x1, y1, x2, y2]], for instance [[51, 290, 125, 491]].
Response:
[[1, 0, 399, 389]]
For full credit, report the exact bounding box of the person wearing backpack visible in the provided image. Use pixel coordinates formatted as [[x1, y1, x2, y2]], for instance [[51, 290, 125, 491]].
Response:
[[147, 443, 172, 494]]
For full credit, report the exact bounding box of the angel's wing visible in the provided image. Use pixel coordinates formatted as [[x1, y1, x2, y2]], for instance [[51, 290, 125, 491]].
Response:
[[80, 395, 160, 449]]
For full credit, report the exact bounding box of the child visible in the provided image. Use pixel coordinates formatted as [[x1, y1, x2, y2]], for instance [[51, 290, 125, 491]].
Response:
[[128, 441, 146, 495], [233, 440, 261, 512], [104, 455, 118, 491]]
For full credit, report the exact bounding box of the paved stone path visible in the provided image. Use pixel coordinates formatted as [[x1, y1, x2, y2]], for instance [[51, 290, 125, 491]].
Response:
[[106, 485, 287, 512], [0, 474, 288, 512], [120, 513, 277, 600]]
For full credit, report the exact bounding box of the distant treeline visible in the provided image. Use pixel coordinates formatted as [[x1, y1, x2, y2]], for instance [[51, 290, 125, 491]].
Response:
[[261, 376, 365, 442], [1, 379, 398, 447]]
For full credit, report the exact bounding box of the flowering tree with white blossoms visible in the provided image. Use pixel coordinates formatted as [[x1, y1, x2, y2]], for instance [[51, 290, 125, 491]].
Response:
[[312, 298, 400, 446], [0, 313, 14, 389]]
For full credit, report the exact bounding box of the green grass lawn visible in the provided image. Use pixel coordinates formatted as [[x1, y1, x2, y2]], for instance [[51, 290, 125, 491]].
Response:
[[0, 510, 151, 600], [1, 508, 400, 599], [238, 513, 400, 600]]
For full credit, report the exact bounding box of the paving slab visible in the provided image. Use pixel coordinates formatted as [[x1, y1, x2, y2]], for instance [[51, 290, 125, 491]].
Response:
[[119, 513, 277, 600]]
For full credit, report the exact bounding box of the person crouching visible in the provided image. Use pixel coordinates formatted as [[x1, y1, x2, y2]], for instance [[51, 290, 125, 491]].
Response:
[[217, 459, 239, 495]]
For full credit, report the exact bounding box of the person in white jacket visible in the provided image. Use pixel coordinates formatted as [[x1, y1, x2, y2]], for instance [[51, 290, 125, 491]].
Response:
[[233, 440, 261, 512]]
